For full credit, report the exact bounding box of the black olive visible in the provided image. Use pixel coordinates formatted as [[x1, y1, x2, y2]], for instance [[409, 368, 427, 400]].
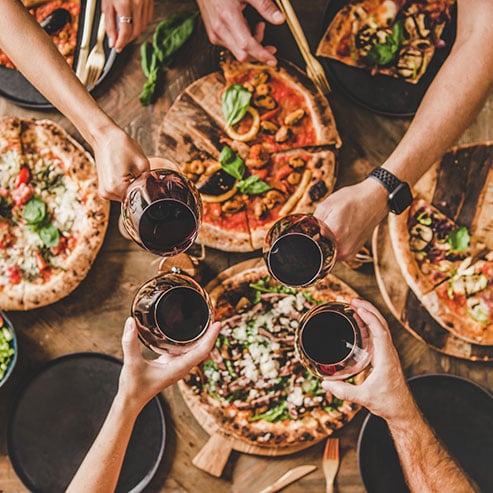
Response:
[[40, 8, 71, 35], [197, 169, 236, 196], [308, 180, 328, 202]]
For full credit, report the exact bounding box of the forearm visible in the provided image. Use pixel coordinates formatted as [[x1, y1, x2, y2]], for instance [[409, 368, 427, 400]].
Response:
[[388, 404, 475, 492], [66, 393, 143, 493], [0, 0, 117, 146]]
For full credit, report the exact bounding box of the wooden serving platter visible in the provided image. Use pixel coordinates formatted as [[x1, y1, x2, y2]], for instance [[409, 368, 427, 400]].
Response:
[[178, 258, 362, 476], [373, 142, 493, 361]]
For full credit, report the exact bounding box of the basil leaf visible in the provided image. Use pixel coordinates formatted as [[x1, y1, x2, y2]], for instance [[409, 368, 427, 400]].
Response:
[[237, 175, 272, 195], [24, 197, 46, 225], [391, 20, 404, 45], [448, 226, 470, 252], [153, 11, 198, 66], [39, 224, 60, 247], [139, 67, 159, 106], [366, 22, 404, 67], [219, 146, 245, 180], [222, 84, 252, 127], [140, 41, 157, 77]]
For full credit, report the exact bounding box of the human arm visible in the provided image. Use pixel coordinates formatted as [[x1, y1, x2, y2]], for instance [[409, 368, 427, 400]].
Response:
[[197, 0, 285, 65], [102, 0, 154, 52], [0, 0, 149, 200], [66, 317, 221, 493], [315, 0, 493, 260], [322, 299, 475, 493]]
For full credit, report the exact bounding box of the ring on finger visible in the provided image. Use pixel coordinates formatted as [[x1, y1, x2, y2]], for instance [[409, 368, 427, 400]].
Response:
[[119, 16, 133, 24]]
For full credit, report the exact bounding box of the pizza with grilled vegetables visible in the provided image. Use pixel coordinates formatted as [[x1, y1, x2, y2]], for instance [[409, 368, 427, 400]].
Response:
[[181, 264, 362, 448], [317, 0, 455, 84], [389, 198, 493, 345], [0, 1, 80, 70], [157, 54, 340, 252], [0, 117, 109, 310]]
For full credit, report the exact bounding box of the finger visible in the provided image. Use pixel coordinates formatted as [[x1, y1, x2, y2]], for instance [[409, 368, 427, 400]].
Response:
[[351, 299, 387, 328], [131, 155, 151, 176], [179, 322, 222, 368], [254, 21, 265, 42], [121, 317, 141, 361], [322, 380, 360, 404], [103, 6, 117, 48], [248, 0, 285, 25], [114, 16, 134, 52]]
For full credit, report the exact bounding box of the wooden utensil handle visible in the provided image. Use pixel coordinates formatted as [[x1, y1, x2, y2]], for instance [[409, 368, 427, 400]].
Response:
[[192, 432, 233, 477]]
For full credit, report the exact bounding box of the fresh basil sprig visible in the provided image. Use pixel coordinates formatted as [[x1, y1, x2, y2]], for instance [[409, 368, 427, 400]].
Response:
[[23, 196, 60, 247], [139, 11, 199, 106], [39, 224, 60, 248], [23, 196, 46, 225], [219, 145, 272, 196], [366, 21, 404, 66], [448, 226, 470, 252], [222, 84, 252, 127]]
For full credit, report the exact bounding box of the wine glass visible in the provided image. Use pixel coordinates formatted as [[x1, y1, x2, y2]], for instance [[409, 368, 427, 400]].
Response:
[[295, 302, 371, 380], [263, 213, 337, 287], [131, 269, 213, 355], [121, 167, 202, 258]]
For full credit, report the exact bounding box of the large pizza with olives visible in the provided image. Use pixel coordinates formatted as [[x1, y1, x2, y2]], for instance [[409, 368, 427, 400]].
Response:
[[0, 117, 109, 310], [180, 262, 363, 448], [157, 53, 341, 252]]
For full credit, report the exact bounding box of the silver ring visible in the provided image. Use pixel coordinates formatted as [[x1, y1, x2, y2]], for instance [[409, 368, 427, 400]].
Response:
[[119, 16, 133, 24]]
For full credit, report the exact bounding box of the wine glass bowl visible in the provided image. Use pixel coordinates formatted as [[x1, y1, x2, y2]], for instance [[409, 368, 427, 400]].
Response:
[[263, 213, 337, 287], [121, 168, 202, 257], [295, 302, 371, 380], [131, 270, 212, 354]]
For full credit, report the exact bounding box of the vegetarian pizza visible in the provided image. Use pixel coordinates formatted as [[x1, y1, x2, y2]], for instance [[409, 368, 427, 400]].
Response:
[[317, 0, 455, 84], [0, 117, 109, 310], [181, 264, 362, 448], [0, 0, 80, 70], [157, 53, 341, 252], [389, 198, 493, 345]]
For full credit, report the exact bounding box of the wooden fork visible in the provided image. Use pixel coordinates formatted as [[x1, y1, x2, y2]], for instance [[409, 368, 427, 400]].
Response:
[[323, 437, 340, 493], [83, 13, 106, 88]]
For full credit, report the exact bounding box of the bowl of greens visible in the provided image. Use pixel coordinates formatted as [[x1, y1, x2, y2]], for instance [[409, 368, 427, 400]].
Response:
[[0, 311, 17, 387]]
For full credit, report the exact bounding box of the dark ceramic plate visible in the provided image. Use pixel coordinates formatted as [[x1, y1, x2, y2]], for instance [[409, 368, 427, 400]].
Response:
[[318, 1, 457, 116], [8, 353, 165, 493], [357, 374, 493, 492], [0, 0, 116, 109]]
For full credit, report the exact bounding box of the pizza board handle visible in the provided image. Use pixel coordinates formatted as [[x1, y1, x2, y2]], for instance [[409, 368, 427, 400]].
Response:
[[192, 432, 234, 477]]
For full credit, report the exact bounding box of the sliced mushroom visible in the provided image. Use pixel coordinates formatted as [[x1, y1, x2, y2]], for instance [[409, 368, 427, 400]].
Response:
[[263, 190, 284, 210], [183, 159, 205, 176], [253, 94, 277, 110], [260, 120, 279, 135], [414, 13, 430, 38], [284, 109, 305, 126], [409, 223, 433, 251], [288, 155, 306, 169], [274, 126, 292, 143]]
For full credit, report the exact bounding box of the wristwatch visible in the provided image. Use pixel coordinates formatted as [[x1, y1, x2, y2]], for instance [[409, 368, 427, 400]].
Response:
[[368, 168, 413, 214]]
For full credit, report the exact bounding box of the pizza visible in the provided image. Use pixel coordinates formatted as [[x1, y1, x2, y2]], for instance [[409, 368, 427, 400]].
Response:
[[389, 198, 493, 345], [0, 0, 80, 70], [180, 263, 362, 448], [316, 0, 455, 84], [0, 117, 109, 310], [157, 53, 341, 252]]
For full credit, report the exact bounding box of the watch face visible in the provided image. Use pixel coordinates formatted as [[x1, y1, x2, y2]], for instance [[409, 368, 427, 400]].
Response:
[[388, 182, 413, 214]]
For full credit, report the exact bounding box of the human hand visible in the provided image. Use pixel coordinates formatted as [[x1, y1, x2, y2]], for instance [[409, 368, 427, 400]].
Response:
[[314, 178, 389, 261], [102, 0, 154, 53], [117, 317, 222, 411], [197, 0, 285, 65], [91, 126, 150, 201], [322, 299, 415, 422]]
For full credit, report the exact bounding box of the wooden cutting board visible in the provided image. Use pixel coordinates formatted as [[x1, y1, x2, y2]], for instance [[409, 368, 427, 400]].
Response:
[[373, 142, 493, 361]]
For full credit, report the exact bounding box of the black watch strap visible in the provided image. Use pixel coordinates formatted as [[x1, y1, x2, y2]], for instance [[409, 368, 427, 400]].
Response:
[[368, 167, 401, 194]]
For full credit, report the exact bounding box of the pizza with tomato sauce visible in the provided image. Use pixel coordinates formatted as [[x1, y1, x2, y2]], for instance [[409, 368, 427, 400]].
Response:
[[157, 53, 340, 251], [0, 117, 109, 310], [0, 0, 80, 70]]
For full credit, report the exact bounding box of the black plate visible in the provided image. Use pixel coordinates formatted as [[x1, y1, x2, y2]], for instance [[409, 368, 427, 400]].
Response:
[[319, 1, 457, 116], [8, 353, 165, 493], [357, 374, 493, 492], [0, 0, 116, 109]]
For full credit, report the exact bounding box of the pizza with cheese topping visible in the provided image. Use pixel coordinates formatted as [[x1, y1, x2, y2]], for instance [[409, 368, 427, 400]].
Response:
[[0, 117, 109, 310], [181, 263, 363, 448]]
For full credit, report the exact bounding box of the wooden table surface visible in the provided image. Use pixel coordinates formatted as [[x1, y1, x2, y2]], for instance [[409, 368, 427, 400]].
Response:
[[1, 1, 492, 492]]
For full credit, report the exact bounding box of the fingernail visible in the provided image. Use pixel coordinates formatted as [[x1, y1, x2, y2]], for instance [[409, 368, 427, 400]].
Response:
[[321, 380, 335, 390], [108, 37, 114, 48], [267, 59, 277, 67], [123, 317, 135, 339], [273, 11, 284, 23]]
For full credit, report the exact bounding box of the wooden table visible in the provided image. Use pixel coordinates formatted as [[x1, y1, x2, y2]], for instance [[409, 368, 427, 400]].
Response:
[[1, 1, 492, 491]]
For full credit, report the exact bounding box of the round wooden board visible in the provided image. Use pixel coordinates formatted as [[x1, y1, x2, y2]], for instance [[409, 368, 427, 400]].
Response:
[[373, 142, 493, 361], [179, 257, 362, 460]]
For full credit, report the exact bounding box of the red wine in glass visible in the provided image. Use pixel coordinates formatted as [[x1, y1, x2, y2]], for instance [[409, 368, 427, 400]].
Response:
[[264, 214, 337, 287], [295, 302, 371, 380], [131, 270, 212, 354], [121, 168, 202, 257]]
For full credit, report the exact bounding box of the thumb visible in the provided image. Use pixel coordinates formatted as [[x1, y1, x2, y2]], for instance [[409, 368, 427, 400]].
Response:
[[322, 380, 359, 403], [122, 317, 141, 361], [249, 0, 285, 25]]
